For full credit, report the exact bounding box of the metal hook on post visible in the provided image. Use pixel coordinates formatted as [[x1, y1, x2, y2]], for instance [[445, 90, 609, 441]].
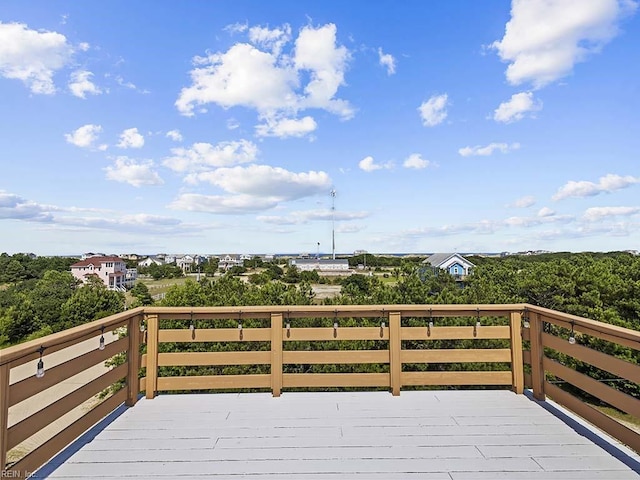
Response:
[[238, 310, 243, 341], [380, 308, 386, 338], [286, 310, 291, 338], [522, 308, 530, 329], [474, 308, 480, 337], [568, 320, 576, 345]]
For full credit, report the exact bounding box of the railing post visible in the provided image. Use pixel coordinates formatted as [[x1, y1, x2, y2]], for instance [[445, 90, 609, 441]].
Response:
[[145, 314, 159, 400], [509, 311, 524, 394], [389, 311, 402, 396], [126, 313, 141, 406], [271, 313, 283, 397], [0, 364, 9, 471], [529, 311, 546, 401]]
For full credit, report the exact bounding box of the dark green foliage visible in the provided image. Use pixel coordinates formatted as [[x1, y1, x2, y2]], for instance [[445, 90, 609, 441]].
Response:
[[130, 282, 154, 306], [0, 253, 77, 283]]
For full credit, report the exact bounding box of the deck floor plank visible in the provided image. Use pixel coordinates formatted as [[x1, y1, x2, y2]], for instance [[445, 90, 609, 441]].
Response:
[[33, 390, 638, 479]]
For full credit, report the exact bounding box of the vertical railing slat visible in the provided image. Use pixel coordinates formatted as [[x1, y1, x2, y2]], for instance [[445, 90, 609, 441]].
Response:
[[0, 364, 10, 471], [126, 313, 141, 406], [145, 314, 159, 399], [529, 312, 546, 401], [271, 313, 283, 397], [509, 311, 524, 394], [389, 312, 402, 396]]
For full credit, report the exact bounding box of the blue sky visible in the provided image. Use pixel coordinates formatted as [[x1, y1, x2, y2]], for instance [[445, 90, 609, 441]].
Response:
[[1, 0, 639, 256]]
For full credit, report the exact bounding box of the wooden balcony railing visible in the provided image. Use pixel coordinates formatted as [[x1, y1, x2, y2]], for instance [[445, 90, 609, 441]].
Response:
[[1, 304, 638, 475]]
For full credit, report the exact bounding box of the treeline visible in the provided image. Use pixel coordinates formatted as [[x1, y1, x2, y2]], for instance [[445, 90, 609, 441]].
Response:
[[0, 253, 77, 283]]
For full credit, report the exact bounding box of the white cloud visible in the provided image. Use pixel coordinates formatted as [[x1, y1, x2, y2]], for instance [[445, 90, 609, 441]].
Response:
[[176, 42, 298, 116], [68, 70, 102, 98], [175, 23, 353, 122], [294, 24, 353, 118], [403, 153, 431, 169], [64, 124, 103, 149], [104, 157, 163, 187], [583, 206, 640, 221], [378, 48, 396, 75], [0, 22, 73, 94], [0, 191, 53, 221], [163, 139, 258, 172], [258, 209, 369, 225], [459, 142, 521, 157], [227, 118, 240, 130], [185, 165, 331, 201], [511, 195, 536, 208], [358, 156, 393, 172], [166, 129, 183, 142], [492, 0, 637, 88], [117, 127, 145, 149], [248, 24, 291, 55], [224, 22, 248, 34], [418, 94, 448, 127], [493, 91, 542, 123], [255, 115, 317, 138], [537, 207, 555, 217], [169, 193, 278, 214], [552, 174, 640, 200]]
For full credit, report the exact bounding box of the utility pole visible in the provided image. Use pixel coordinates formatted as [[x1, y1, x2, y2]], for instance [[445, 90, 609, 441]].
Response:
[[330, 189, 336, 260]]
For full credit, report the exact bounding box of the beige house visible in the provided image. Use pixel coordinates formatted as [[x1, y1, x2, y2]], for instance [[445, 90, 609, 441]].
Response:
[[70, 256, 128, 291]]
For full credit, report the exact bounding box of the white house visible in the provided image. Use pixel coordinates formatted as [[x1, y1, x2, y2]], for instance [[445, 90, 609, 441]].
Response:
[[71, 256, 129, 291], [219, 254, 242, 270], [289, 258, 350, 272], [176, 255, 195, 272], [423, 253, 474, 279], [138, 256, 165, 268]]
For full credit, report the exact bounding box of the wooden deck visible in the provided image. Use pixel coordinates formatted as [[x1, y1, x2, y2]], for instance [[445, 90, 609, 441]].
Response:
[[35, 390, 639, 479]]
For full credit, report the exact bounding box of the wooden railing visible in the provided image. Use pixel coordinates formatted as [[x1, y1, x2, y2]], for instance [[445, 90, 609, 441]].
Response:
[[523, 305, 640, 453], [1, 303, 638, 476]]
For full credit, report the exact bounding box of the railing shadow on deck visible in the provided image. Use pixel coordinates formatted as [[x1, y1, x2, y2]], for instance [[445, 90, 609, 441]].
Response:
[[1, 303, 639, 476], [30, 402, 130, 479], [524, 390, 640, 474]]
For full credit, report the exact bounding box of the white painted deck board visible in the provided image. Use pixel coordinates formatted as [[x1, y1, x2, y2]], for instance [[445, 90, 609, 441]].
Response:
[[34, 390, 639, 479]]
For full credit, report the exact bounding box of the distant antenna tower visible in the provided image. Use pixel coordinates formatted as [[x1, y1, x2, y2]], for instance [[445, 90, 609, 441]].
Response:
[[330, 189, 336, 260]]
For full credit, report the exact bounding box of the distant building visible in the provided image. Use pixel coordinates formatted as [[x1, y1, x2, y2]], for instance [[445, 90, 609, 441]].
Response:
[[219, 254, 242, 270], [70, 255, 130, 291], [289, 258, 350, 272], [423, 253, 474, 280], [138, 256, 165, 268]]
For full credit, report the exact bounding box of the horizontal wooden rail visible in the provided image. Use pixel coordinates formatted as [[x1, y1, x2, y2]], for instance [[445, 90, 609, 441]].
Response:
[[543, 356, 640, 419], [401, 348, 511, 363], [541, 332, 640, 384], [158, 328, 270, 342], [283, 350, 389, 364], [283, 373, 389, 388], [544, 382, 640, 453], [157, 374, 271, 391], [8, 388, 127, 474], [402, 371, 512, 386], [401, 326, 510, 340], [9, 336, 128, 407], [156, 351, 271, 366], [7, 363, 128, 450]]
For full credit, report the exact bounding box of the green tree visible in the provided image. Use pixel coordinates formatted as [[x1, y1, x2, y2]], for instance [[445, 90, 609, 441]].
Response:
[[60, 277, 125, 329], [130, 282, 154, 306]]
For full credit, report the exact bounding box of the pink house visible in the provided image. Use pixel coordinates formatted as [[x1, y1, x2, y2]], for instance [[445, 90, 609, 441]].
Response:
[[70, 256, 127, 291]]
